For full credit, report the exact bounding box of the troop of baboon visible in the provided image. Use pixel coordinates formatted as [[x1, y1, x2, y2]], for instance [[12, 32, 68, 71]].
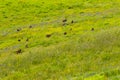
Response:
[[16, 19, 94, 54]]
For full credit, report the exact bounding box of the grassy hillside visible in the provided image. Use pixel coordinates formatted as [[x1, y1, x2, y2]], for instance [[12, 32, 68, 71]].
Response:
[[0, 0, 120, 80]]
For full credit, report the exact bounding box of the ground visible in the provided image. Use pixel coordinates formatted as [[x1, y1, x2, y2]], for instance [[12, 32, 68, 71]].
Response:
[[0, 0, 120, 80]]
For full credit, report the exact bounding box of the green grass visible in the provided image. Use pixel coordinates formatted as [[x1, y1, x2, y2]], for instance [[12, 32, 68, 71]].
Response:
[[0, 0, 120, 80]]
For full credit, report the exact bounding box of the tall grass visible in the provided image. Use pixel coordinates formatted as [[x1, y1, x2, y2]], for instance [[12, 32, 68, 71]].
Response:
[[0, 27, 120, 80]]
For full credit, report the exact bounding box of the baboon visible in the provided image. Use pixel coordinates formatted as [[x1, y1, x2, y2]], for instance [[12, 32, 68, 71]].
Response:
[[70, 28, 72, 31], [46, 34, 51, 38], [17, 28, 21, 32], [26, 38, 29, 42], [18, 39, 21, 42], [64, 32, 67, 35], [68, 7, 72, 9], [80, 12, 84, 14], [16, 49, 22, 54], [91, 28, 94, 31], [62, 19, 67, 23], [71, 20, 74, 23], [25, 44, 28, 48], [29, 25, 32, 28]]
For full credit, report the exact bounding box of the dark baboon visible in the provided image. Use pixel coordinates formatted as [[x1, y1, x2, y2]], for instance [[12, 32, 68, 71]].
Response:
[[46, 34, 51, 38], [29, 25, 32, 28], [18, 39, 21, 42], [62, 19, 67, 23], [26, 38, 29, 42], [71, 20, 74, 23], [17, 28, 21, 32], [68, 7, 72, 9], [64, 32, 67, 35], [91, 28, 94, 31], [16, 49, 22, 54], [70, 28, 72, 31]]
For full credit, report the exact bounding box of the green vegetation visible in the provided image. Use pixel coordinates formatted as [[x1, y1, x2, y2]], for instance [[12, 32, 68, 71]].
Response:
[[0, 0, 120, 80]]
